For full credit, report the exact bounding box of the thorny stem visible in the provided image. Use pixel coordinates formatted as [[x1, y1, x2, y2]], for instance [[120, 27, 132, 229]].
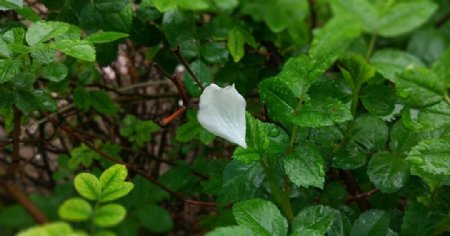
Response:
[[171, 46, 205, 91]]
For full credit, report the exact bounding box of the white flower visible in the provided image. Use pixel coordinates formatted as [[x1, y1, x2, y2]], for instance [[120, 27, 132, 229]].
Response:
[[197, 84, 247, 148]]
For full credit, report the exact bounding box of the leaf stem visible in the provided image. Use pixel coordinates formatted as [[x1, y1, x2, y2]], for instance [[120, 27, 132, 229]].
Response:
[[444, 93, 450, 105], [366, 33, 377, 59]]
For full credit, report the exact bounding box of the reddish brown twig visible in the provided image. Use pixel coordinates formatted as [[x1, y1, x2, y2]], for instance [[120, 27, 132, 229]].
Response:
[[348, 188, 379, 202]]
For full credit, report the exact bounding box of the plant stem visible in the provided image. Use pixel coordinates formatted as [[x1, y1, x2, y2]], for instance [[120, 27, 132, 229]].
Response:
[[260, 160, 293, 221], [444, 93, 450, 105], [366, 33, 377, 59]]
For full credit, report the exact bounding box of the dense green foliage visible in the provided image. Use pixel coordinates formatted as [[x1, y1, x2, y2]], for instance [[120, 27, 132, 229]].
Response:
[[0, 0, 450, 235]]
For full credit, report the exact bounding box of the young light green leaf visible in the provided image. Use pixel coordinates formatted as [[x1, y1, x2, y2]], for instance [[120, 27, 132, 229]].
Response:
[[406, 138, 450, 176], [51, 40, 96, 62], [284, 145, 325, 189], [227, 27, 246, 62], [58, 197, 93, 221], [291, 205, 336, 235], [74, 173, 101, 201], [370, 49, 425, 82], [367, 152, 410, 193], [17, 222, 76, 236], [26, 21, 70, 46], [350, 210, 390, 236], [99, 182, 133, 203], [99, 164, 127, 189], [233, 199, 288, 236], [85, 31, 128, 44], [93, 204, 126, 227], [291, 96, 352, 128]]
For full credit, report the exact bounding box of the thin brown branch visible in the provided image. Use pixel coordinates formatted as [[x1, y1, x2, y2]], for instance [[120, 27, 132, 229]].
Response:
[[347, 188, 379, 202], [171, 46, 205, 91]]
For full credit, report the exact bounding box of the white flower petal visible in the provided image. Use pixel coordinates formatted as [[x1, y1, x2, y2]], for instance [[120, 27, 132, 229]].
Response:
[[197, 84, 247, 148]]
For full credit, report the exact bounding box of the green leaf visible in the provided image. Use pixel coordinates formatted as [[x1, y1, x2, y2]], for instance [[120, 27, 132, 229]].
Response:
[[360, 84, 396, 117], [350, 210, 390, 236], [389, 121, 419, 155], [339, 54, 376, 89], [218, 160, 264, 204], [69, 144, 100, 169], [401, 202, 439, 236], [200, 42, 229, 64], [284, 145, 325, 189], [176, 110, 215, 144], [89, 90, 117, 115], [310, 17, 361, 70], [163, 10, 199, 59], [120, 115, 159, 148], [367, 152, 410, 193], [41, 63, 68, 82], [408, 28, 447, 65], [0, 0, 23, 10], [16, 90, 38, 113], [406, 138, 450, 176], [85, 31, 128, 44], [74, 173, 101, 201], [99, 165, 134, 202], [206, 226, 257, 236], [377, 2, 438, 37], [291, 96, 352, 128], [245, 114, 289, 155], [233, 199, 288, 236], [0, 59, 21, 83], [25, 21, 70, 46], [291, 205, 336, 235], [51, 40, 96, 62], [332, 148, 367, 170], [95, 0, 129, 12], [93, 204, 126, 227], [232, 147, 261, 164], [240, 0, 308, 33], [151, 0, 210, 12], [330, 0, 378, 33], [33, 90, 57, 111], [184, 60, 211, 97], [227, 27, 246, 62], [370, 49, 425, 82], [17, 222, 77, 236], [433, 48, 450, 87], [137, 204, 173, 233], [351, 114, 388, 151], [30, 47, 56, 64], [259, 77, 297, 126], [397, 67, 445, 98], [401, 102, 450, 131], [58, 197, 93, 221]]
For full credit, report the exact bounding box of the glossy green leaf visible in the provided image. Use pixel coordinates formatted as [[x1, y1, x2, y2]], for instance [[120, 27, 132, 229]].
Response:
[[33, 90, 57, 111], [310, 17, 361, 70], [291, 205, 336, 235], [232, 147, 261, 164], [99, 165, 134, 202], [360, 84, 396, 117], [218, 160, 264, 204], [367, 152, 410, 193], [377, 2, 437, 37], [433, 47, 450, 87], [95, 0, 129, 12], [206, 226, 257, 236], [176, 110, 215, 144], [58, 197, 93, 221], [162, 10, 198, 59], [0, 59, 21, 83], [74, 173, 101, 201], [389, 121, 419, 155], [401, 202, 439, 236], [85, 31, 128, 44], [233, 199, 288, 236], [397, 67, 445, 97], [350, 210, 390, 236], [51, 40, 95, 62], [284, 145, 325, 189], [184, 60, 211, 97], [401, 102, 450, 131], [291, 96, 352, 128], [17, 222, 77, 236], [351, 114, 388, 151], [25, 21, 70, 46], [89, 90, 117, 115], [16, 90, 38, 113], [227, 27, 247, 62], [245, 114, 289, 155], [339, 54, 375, 89], [370, 49, 425, 82], [0, 0, 23, 10], [259, 77, 297, 126], [332, 148, 367, 170], [407, 138, 450, 176], [93, 204, 126, 227], [200, 42, 229, 64], [137, 204, 173, 233], [41, 63, 68, 82], [408, 28, 447, 65]]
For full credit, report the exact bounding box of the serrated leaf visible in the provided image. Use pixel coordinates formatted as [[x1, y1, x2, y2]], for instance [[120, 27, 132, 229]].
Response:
[[291, 205, 336, 235], [100, 182, 133, 203], [232, 147, 261, 164], [89, 90, 117, 115], [85, 31, 128, 44], [41, 63, 68, 82], [433, 48, 450, 87], [99, 164, 127, 189], [0, 59, 21, 83], [397, 67, 445, 97], [162, 10, 199, 59], [284, 145, 325, 189], [26, 21, 70, 46], [401, 202, 439, 236], [218, 160, 264, 204], [51, 40, 96, 62], [367, 152, 410, 193], [351, 114, 388, 151], [74, 173, 101, 201], [339, 54, 375, 89], [389, 121, 419, 155], [402, 101, 450, 131], [93, 204, 126, 227], [58, 197, 93, 221], [233, 199, 288, 236], [291, 96, 352, 128], [350, 210, 390, 236], [406, 138, 450, 176], [95, 0, 129, 12], [245, 114, 289, 155], [200, 42, 229, 64], [360, 84, 396, 117], [370, 49, 425, 82]]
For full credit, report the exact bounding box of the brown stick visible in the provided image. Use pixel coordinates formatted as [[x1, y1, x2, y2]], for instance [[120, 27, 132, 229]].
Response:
[[1, 180, 48, 224], [171, 46, 205, 91]]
